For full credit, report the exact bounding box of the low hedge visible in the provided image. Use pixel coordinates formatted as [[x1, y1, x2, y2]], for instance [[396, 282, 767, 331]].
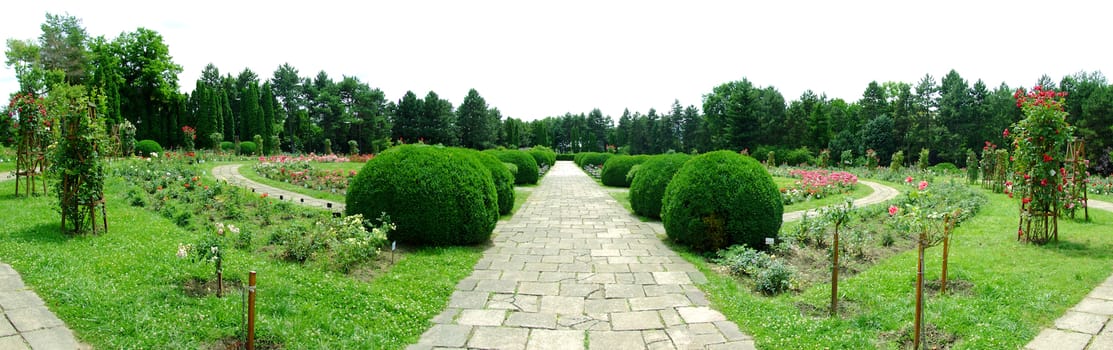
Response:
[[238, 141, 258, 155], [661, 151, 783, 252], [630, 153, 691, 218], [346, 145, 498, 245], [556, 153, 575, 161], [601, 155, 650, 187], [575, 152, 612, 168]]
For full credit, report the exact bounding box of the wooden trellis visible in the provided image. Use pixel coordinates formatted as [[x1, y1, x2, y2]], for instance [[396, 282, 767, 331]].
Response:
[[58, 102, 107, 234], [1064, 140, 1088, 221], [14, 97, 49, 197]]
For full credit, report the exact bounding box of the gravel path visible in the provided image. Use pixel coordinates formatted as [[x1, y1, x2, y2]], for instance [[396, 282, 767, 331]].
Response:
[[781, 180, 898, 222], [211, 164, 345, 212]]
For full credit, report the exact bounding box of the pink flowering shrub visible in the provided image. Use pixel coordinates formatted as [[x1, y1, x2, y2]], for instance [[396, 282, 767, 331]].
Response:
[[254, 159, 356, 194]]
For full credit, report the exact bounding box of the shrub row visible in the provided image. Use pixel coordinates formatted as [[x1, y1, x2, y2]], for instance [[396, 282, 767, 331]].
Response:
[[574, 152, 613, 168], [528, 146, 557, 169]]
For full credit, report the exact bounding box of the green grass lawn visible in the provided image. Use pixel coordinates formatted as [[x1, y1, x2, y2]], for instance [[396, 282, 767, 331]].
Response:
[[675, 186, 1113, 349], [0, 176, 482, 349]]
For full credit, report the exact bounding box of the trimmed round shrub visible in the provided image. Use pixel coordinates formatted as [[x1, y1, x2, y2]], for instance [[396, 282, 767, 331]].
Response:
[[601, 155, 650, 187], [630, 153, 691, 218], [575, 152, 613, 168], [661, 151, 783, 252], [135, 139, 163, 156], [529, 146, 557, 168], [220, 141, 235, 152], [458, 148, 516, 215], [556, 153, 575, 161], [487, 150, 539, 185], [347, 145, 498, 245], [238, 141, 258, 155]]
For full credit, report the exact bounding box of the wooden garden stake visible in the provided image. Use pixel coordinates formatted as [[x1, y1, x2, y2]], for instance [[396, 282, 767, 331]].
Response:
[[940, 209, 960, 295], [831, 218, 840, 317], [248, 271, 256, 350]]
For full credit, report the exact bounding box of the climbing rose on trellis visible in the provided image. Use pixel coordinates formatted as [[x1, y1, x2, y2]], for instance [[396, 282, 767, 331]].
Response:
[[1010, 85, 1073, 244]]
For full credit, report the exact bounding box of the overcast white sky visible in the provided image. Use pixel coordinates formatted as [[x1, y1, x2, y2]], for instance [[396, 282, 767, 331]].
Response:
[[3, 0, 1111, 120]]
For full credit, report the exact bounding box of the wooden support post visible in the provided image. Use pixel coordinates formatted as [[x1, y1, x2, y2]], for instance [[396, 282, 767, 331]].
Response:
[[914, 233, 925, 350], [831, 220, 840, 317]]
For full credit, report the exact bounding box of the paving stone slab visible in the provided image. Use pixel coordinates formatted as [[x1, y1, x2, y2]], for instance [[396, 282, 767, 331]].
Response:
[[22, 327, 79, 350], [7, 307, 64, 332], [1054, 311, 1107, 335], [1073, 298, 1113, 316], [457, 309, 506, 326], [1024, 328, 1090, 350], [469, 326, 530, 350], [0, 335, 29, 350], [528, 329, 585, 350], [676, 307, 727, 324], [506, 312, 557, 329], [610, 311, 663, 331], [588, 330, 646, 350]]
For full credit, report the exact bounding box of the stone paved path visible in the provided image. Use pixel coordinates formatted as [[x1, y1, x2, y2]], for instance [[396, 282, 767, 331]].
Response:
[[407, 161, 754, 350], [0, 263, 84, 350], [1025, 199, 1113, 350], [0, 171, 12, 182], [211, 164, 345, 212]]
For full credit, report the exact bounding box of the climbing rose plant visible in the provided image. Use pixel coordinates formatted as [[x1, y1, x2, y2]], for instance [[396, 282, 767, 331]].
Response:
[[1010, 85, 1073, 244]]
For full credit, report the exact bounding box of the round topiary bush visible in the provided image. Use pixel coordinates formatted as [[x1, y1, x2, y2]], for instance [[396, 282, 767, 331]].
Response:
[[459, 148, 515, 215], [488, 150, 539, 185], [238, 141, 258, 155], [630, 153, 691, 218], [220, 141, 235, 152], [135, 139, 163, 156], [528, 146, 557, 168], [661, 151, 783, 252], [601, 155, 650, 187], [347, 145, 498, 245]]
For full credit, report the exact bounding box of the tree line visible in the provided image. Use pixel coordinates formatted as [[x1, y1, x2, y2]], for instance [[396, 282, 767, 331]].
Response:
[[5, 13, 1113, 174]]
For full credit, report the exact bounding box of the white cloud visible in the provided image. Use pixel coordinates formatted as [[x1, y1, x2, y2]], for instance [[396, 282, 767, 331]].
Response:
[[3, 0, 1112, 120]]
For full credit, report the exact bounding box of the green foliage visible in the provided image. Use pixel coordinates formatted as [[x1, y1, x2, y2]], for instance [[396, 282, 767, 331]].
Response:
[[917, 148, 931, 170], [272, 214, 391, 272], [346, 145, 498, 245], [574, 152, 613, 167], [713, 244, 796, 295], [601, 155, 650, 187], [488, 149, 539, 185], [47, 85, 106, 234], [556, 153, 574, 161], [119, 120, 136, 156], [629, 154, 691, 218], [966, 150, 979, 184], [890, 150, 905, 170], [348, 140, 359, 155], [252, 135, 264, 155], [238, 141, 258, 155], [661, 151, 783, 252], [135, 139, 162, 156], [528, 146, 557, 168], [219, 141, 234, 152], [458, 149, 515, 215]]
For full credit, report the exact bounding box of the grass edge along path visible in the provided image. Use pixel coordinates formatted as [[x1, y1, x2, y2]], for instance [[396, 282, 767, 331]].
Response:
[[679, 187, 1113, 349], [0, 174, 483, 349]]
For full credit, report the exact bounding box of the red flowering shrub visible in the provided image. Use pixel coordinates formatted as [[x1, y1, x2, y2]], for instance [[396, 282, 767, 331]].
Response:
[[1010, 85, 1074, 244]]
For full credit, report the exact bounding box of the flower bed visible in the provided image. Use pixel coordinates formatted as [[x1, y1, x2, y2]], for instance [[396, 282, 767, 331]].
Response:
[[780, 169, 859, 205], [253, 159, 356, 195]]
